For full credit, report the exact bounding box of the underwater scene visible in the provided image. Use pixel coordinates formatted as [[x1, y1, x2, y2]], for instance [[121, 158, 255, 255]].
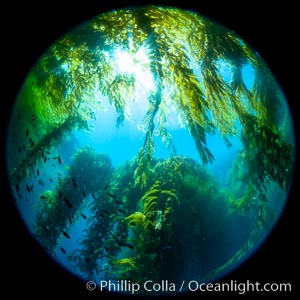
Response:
[[5, 6, 295, 296]]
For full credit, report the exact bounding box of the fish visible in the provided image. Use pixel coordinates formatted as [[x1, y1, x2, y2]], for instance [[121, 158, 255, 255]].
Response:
[[115, 200, 123, 205], [63, 197, 72, 209], [45, 151, 51, 155], [26, 129, 29, 137], [117, 241, 127, 247], [17, 192, 22, 199], [18, 146, 22, 153], [72, 177, 77, 188], [29, 138, 34, 148], [58, 192, 62, 200], [62, 231, 70, 239], [125, 243, 135, 250], [26, 185, 30, 193], [68, 216, 72, 225], [59, 247, 66, 254], [81, 213, 87, 220], [49, 178, 53, 183], [52, 156, 62, 164], [31, 114, 38, 121], [103, 209, 110, 214], [38, 179, 44, 186], [44, 155, 47, 163], [91, 193, 96, 200], [116, 241, 134, 250], [104, 183, 109, 190], [36, 169, 40, 176], [40, 195, 47, 199], [82, 190, 86, 197], [107, 192, 116, 199], [118, 209, 126, 214]]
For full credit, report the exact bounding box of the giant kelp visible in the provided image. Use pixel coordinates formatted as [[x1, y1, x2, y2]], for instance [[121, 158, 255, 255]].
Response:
[[7, 5, 295, 291], [70, 156, 232, 284], [9, 6, 294, 191], [34, 147, 112, 253]]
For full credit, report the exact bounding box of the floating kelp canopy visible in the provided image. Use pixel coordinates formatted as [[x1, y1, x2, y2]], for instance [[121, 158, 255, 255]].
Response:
[[6, 5, 295, 295]]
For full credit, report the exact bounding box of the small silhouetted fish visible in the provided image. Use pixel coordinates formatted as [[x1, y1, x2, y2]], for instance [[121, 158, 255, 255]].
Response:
[[29, 138, 34, 148], [91, 193, 96, 200], [99, 213, 105, 218], [44, 155, 47, 163], [45, 151, 51, 155], [26, 129, 29, 137], [17, 192, 22, 199], [115, 200, 123, 205], [31, 114, 38, 121], [117, 241, 127, 247], [83, 190, 86, 197], [72, 177, 77, 188], [103, 209, 110, 214], [40, 195, 47, 199], [36, 169, 40, 176], [39, 179, 44, 187], [107, 192, 116, 199], [118, 209, 126, 214], [81, 213, 87, 220], [26, 185, 30, 193], [104, 183, 109, 190], [52, 156, 61, 164], [69, 216, 72, 225], [125, 243, 135, 250], [58, 192, 62, 200], [59, 247, 66, 254], [63, 197, 72, 208], [18, 146, 22, 153], [62, 231, 70, 239], [49, 178, 53, 183], [57, 156, 62, 164], [104, 247, 108, 252]]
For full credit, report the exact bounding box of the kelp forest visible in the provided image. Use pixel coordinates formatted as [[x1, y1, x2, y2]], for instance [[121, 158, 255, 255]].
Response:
[[6, 6, 295, 293]]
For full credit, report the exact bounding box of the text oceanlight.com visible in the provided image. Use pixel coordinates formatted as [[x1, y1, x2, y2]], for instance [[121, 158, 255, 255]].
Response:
[[86, 279, 292, 294]]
